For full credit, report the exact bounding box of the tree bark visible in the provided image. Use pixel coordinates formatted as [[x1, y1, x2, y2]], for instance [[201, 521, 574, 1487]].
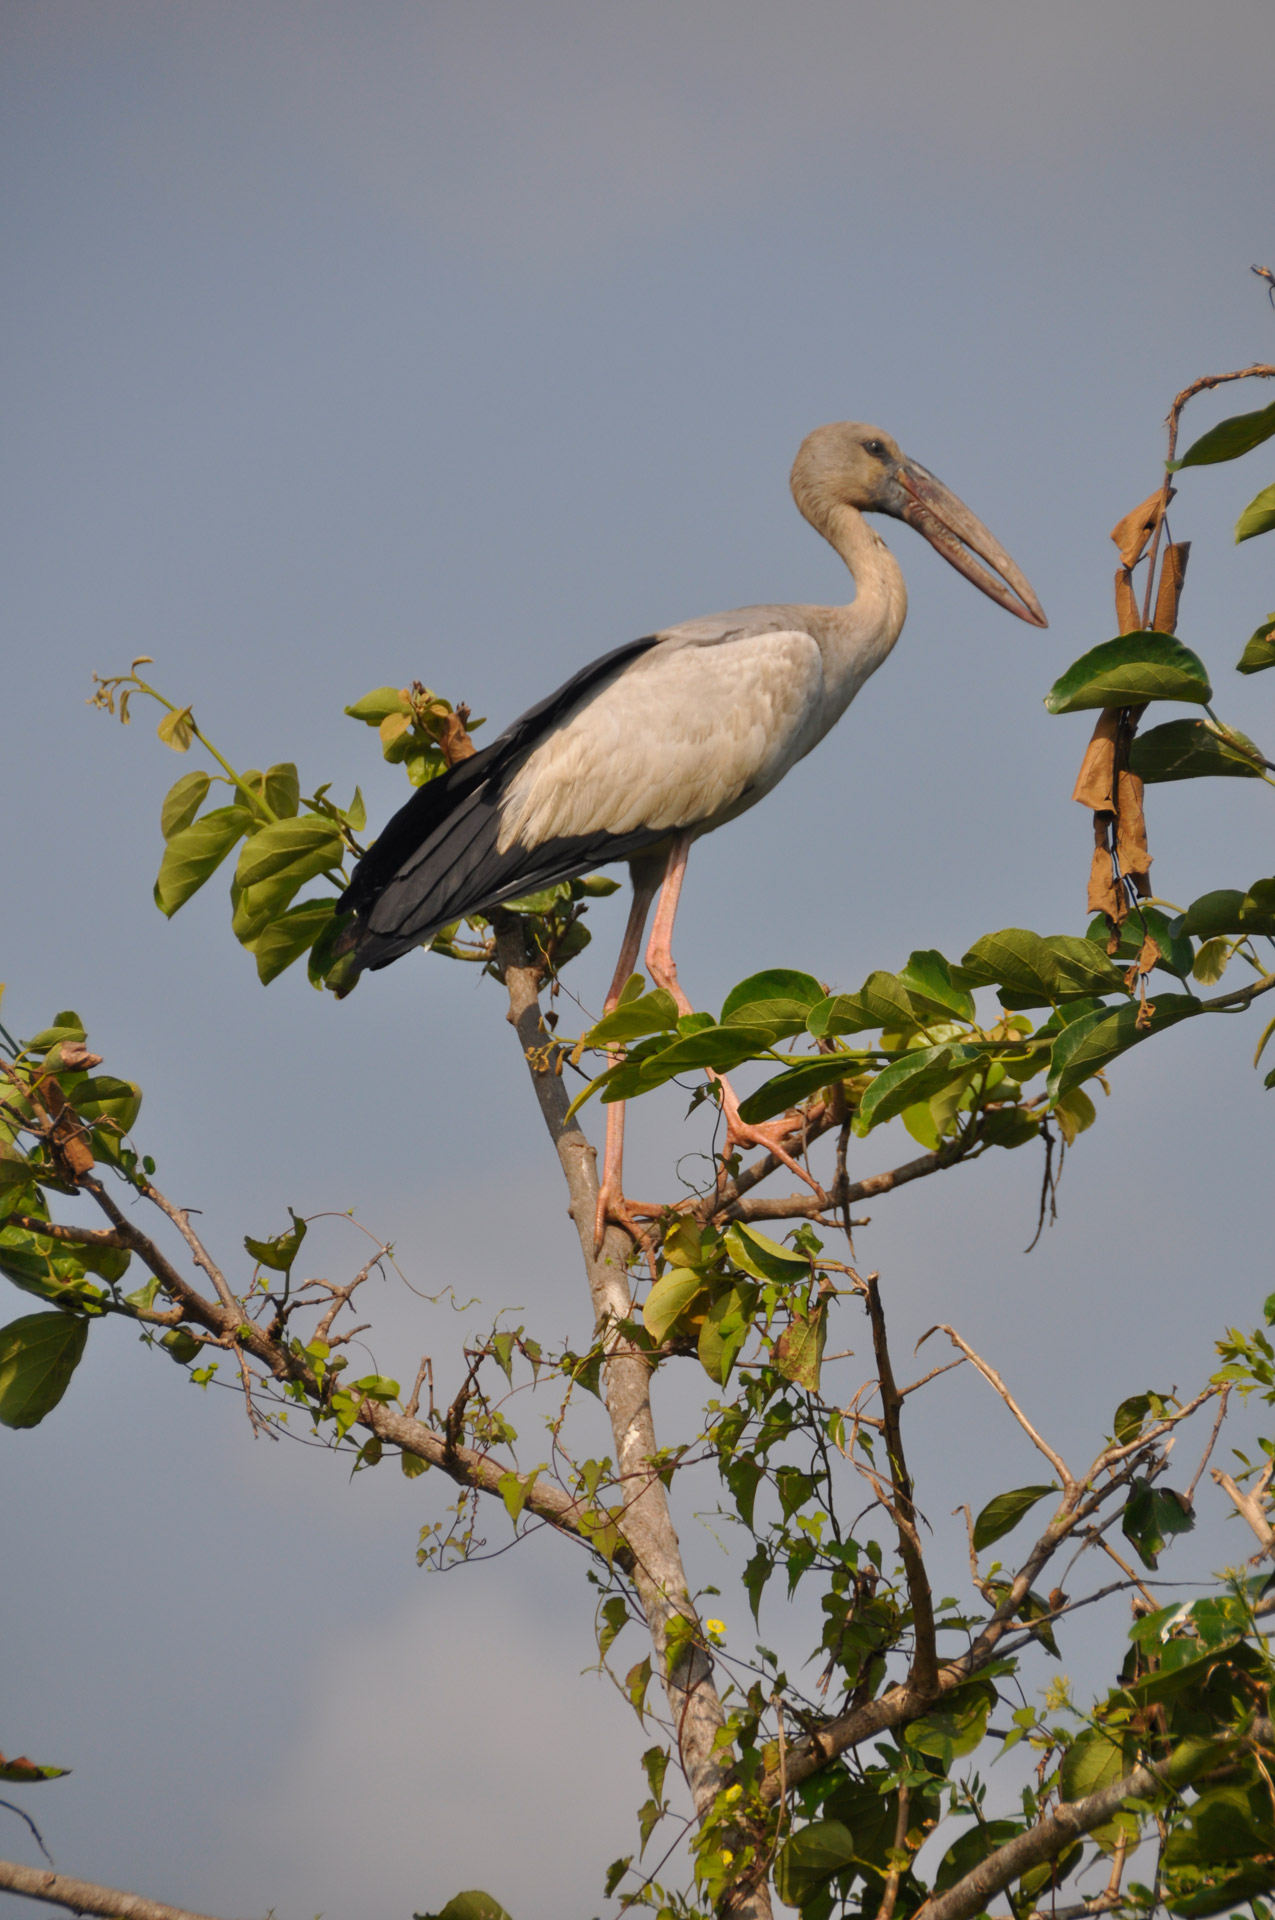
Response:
[[495, 917, 771, 1918], [0, 1856, 239, 1920]]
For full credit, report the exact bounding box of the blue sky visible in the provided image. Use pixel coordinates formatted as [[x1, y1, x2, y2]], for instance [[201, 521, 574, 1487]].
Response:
[[2, 5, 1275, 1915]]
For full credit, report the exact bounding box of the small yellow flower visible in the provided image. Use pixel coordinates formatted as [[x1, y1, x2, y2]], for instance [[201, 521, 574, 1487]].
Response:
[[720, 1849, 734, 1865], [724, 1783, 743, 1803], [704, 1617, 727, 1642]]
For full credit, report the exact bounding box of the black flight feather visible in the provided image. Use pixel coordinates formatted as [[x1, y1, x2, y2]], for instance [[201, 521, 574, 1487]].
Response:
[[338, 634, 666, 974]]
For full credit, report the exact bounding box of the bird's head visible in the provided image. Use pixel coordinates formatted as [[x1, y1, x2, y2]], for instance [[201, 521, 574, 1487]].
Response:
[[791, 421, 1047, 627]]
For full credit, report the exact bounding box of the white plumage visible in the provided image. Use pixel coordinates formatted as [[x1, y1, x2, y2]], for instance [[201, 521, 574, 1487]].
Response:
[[339, 421, 1046, 1245]]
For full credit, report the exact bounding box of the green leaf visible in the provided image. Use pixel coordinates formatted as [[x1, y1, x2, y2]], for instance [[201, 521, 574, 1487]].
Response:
[[774, 1819, 858, 1907], [498, 1468, 539, 1523], [1237, 482, 1275, 543], [0, 1148, 37, 1199], [1237, 614, 1275, 675], [345, 686, 411, 725], [897, 949, 975, 1021], [1044, 934, 1127, 997], [720, 970, 825, 1039], [234, 816, 344, 891], [1047, 995, 1201, 1099], [1051, 1084, 1096, 1145], [162, 1328, 202, 1365], [1059, 1726, 1127, 1801], [972, 1483, 1056, 1551], [24, 1014, 86, 1054], [160, 770, 211, 839], [0, 1311, 89, 1428], [636, 1022, 777, 1078], [154, 806, 253, 916], [956, 929, 1063, 1001], [698, 1284, 755, 1385], [586, 987, 680, 1045], [1122, 1479, 1194, 1569], [1113, 1394, 1152, 1445], [0, 1752, 69, 1783], [857, 1046, 967, 1133], [252, 899, 337, 985], [724, 1223, 808, 1283], [809, 970, 921, 1037], [1169, 397, 1275, 469], [244, 1209, 306, 1274], [1044, 633, 1212, 713], [1173, 889, 1275, 939], [735, 1055, 859, 1125], [1088, 907, 1193, 980], [1129, 718, 1265, 782], [413, 1895, 513, 1920], [0, 1225, 107, 1310], [642, 1270, 707, 1344], [69, 1075, 143, 1137], [262, 763, 300, 817], [351, 1374, 400, 1401], [308, 905, 356, 990], [774, 1300, 826, 1392], [904, 1680, 996, 1764]]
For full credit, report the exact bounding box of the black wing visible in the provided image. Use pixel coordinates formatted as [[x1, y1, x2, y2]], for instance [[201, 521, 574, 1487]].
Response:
[[338, 634, 666, 974]]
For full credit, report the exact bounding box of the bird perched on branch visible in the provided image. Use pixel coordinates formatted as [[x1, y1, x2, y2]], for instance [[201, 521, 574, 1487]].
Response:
[[336, 423, 1046, 1242]]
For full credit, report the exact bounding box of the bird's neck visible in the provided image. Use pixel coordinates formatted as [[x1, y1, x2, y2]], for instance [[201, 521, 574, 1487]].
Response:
[[812, 499, 909, 697]]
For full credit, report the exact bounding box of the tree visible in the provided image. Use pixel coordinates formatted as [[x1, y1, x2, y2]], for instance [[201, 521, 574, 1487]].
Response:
[[3, 347, 1275, 1920]]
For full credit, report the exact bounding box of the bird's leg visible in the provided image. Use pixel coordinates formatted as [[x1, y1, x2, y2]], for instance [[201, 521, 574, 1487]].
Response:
[[593, 865, 663, 1254], [645, 834, 825, 1200]]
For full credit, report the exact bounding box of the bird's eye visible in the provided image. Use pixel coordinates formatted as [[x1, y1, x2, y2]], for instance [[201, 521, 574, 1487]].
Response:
[[863, 439, 887, 459]]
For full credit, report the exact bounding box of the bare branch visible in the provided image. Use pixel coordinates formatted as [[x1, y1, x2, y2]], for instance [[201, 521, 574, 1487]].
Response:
[[916, 1723, 1272, 1920], [926, 1325, 1074, 1494], [492, 915, 742, 1857], [139, 1184, 240, 1317], [1185, 1387, 1229, 1505], [862, 1274, 937, 1694], [0, 1855, 242, 1920], [1213, 1458, 1275, 1556]]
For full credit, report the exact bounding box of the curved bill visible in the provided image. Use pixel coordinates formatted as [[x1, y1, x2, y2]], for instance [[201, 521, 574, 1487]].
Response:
[[898, 461, 1047, 628]]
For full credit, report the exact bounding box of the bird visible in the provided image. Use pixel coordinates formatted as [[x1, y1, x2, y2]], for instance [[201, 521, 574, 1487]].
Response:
[[335, 423, 1046, 1245]]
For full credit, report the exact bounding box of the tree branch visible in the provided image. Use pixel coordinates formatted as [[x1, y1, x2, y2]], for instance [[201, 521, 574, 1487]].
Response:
[[1213, 1459, 1275, 1556], [0, 1856, 240, 1920], [862, 1274, 937, 1695], [925, 1325, 1074, 1495], [491, 915, 756, 1905], [914, 1722, 1275, 1920]]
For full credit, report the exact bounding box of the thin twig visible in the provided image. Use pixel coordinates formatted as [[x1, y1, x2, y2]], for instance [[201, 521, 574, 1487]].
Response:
[[1185, 1386, 1229, 1504], [922, 1325, 1074, 1494], [863, 1275, 937, 1694]]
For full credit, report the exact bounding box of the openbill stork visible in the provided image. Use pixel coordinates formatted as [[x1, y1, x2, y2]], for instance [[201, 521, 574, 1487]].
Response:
[[336, 423, 1046, 1244]]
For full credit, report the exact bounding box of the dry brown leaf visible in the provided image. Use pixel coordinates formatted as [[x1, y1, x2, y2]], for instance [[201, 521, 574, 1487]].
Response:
[[1087, 819, 1123, 921], [1114, 768, 1151, 888], [1115, 567, 1142, 635], [1152, 540, 1191, 635], [1135, 997, 1156, 1032], [1074, 712, 1119, 812], [1110, 487, 1173, 569], [438, 708, 477, 767]]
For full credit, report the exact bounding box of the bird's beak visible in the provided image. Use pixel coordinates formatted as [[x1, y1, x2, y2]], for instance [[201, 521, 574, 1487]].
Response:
[[896, 460, 1048, 627]]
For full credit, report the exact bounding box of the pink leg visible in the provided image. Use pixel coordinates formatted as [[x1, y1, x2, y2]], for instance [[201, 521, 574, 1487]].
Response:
[[594, 865, 663, 1252], [645, 834, 824, 1198]]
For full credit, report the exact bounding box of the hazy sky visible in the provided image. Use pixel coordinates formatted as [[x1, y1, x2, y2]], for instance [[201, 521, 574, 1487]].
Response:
[[3, 6, 1275, 1916]]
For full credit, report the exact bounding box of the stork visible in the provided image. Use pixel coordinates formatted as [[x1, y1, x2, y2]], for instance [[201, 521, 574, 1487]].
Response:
[[336, 424, 1046, 1245]]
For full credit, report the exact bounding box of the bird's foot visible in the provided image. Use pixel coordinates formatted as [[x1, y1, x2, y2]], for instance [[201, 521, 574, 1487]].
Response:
[[717, 1083, 827, 1199], [593, 1184, 662, 1259]]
